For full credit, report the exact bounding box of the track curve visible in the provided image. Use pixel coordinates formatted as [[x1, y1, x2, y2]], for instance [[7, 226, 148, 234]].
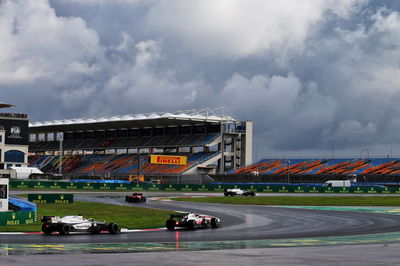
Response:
[[2, 193, 400, 245]]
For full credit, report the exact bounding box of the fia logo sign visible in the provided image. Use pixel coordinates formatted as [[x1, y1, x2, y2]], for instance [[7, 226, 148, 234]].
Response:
[[9, 126, 22, 139], [11, 126, 21, 136]]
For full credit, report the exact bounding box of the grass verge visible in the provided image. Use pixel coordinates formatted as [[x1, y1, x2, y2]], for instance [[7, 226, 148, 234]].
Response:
[[173, 196, 400, 206], [0, 201, 173, 232]]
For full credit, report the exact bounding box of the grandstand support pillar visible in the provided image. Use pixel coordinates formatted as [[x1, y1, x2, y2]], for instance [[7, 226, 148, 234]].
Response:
[[242, 121, 253, 166], [138, 154, 142, 177], [219, 122, 225, 174], [58, 138, 63, 176]]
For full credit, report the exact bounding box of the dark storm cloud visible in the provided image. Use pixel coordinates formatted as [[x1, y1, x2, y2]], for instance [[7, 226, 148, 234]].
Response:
[[2, 0, 400, 157]]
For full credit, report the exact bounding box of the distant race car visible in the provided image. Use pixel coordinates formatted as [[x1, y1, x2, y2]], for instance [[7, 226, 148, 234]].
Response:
[[224, 188, 256, 196], [165, 212, 222, 230], [125, 192, 147, 203], [41, 215, 120, 235]]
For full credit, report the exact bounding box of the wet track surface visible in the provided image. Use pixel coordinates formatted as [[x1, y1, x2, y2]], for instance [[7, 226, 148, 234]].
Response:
[[3, 193, 400, 245]]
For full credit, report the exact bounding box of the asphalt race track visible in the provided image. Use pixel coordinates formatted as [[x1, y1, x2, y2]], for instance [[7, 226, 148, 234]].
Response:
[[4, 192, 400, 265], [3, 192, 400, 245]]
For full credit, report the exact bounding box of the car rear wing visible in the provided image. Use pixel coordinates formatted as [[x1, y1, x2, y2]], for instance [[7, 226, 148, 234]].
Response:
[[41, 216, 61, 223]]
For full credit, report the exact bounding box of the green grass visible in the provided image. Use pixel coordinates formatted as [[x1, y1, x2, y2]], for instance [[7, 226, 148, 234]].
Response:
[[0, 202, 173, 232], [173, 196, 400, 206]]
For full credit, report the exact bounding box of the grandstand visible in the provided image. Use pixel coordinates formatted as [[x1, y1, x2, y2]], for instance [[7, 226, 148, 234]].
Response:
[[227, 158, 400, 182], [28, 108, 253, 178]]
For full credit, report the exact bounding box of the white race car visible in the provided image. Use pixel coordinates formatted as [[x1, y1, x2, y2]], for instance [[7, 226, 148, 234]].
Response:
[[224, 188, 256, 196], [166, 212, 222, 230], [41, 215, 120, 235]]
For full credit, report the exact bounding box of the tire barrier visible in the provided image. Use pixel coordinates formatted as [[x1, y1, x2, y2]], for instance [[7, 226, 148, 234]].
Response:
[[8, 197, 37, 211], [1, 198, 37, 226], [9, 180, 400, 194]]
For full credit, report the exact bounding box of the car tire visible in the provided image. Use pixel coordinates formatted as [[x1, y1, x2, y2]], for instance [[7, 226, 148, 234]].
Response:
[[188, 220, 196, 230], [59, 223, 71, 235], [211, 218, 219, 228], [166, 219, 176, 231], [125, 196, 129, 202], [42, 223, 53, 235], [108, 223, 119, 234], [224, 193, 228, 197], [202, 219, 209, 229], [91, 226, 101, 234]]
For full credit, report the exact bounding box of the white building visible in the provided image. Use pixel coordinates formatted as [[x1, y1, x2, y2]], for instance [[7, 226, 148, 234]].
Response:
[[0, 102, 29, 178]]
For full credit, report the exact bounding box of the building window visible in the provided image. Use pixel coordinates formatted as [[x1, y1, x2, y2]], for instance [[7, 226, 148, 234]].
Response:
[[5, 150, 25, 163], [0, 184, 7, 199]]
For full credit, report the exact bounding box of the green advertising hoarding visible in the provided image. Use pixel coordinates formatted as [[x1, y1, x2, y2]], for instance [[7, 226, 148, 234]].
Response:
[[0, 210, 36, 226], [28, 194, 73, 204], [9, 180, 399, 194]]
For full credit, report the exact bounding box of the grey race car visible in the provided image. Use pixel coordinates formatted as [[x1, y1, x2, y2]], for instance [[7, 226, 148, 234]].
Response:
[[41, 215, 120, 235]]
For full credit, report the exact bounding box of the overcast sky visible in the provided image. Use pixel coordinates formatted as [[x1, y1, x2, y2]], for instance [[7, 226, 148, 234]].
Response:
[[2, 0, 400, 159]]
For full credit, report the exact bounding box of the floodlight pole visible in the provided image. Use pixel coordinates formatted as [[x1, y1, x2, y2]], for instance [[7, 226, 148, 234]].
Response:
[[220, 116, 225, 174], [286, 160, 290, 184], [138, 153, 141, 177], [391, 145, 396, 158]]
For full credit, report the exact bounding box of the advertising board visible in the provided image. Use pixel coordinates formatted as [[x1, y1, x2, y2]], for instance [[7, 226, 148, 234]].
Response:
[[0, 210, 36, 226], [9, 180, 399, 194], [0, 118, 28, 145], [150, 155, 187, 165], [27, 194, 73, 204]]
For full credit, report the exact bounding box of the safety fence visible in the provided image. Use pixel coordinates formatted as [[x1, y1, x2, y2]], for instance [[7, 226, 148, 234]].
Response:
[[9, 180, 400, 194]]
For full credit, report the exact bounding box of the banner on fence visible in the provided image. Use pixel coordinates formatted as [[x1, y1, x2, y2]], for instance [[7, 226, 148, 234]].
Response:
[[0, 210, 36, 226], [27, 194, 73, 204], [10, 180, 399, 194]]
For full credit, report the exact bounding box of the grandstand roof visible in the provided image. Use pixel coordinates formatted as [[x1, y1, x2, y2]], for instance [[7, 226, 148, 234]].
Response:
[[29, 107, 239, 132], [0, 101, 15, 109]]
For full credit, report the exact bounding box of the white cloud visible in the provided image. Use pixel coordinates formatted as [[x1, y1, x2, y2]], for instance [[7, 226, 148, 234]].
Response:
[[59, 0, 148, 4], [0, 0, 101, 84], [4, 0, 400, 157], [147, 0, 364, 58]]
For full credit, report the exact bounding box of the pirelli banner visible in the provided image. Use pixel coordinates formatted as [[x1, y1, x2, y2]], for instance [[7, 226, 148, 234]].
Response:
[[150, 155, 187, 165], [27, 194, 73, 204], [0, 210, 36, 226]]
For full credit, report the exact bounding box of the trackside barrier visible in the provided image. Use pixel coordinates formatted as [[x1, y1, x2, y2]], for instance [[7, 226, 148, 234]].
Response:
[[27, 194, 73, 204], [9, 180, 400, 194], [0, 210, 36, 226]]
